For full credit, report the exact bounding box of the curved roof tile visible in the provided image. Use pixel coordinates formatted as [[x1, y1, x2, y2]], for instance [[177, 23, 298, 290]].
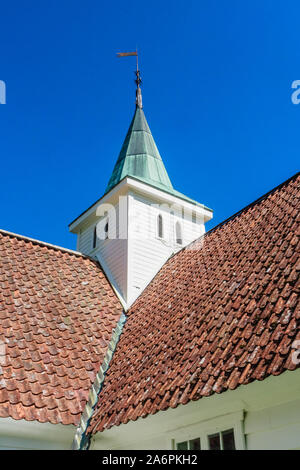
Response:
[[90, 172, 300, 433], [0, 231, 123, 425]]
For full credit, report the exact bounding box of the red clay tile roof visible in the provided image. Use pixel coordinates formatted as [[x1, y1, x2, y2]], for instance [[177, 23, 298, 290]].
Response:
[[90, 173, 300, 433], [0, 231, 123, 425]]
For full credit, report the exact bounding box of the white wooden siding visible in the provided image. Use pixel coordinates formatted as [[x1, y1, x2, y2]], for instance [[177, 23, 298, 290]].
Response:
[[127, 192, 205, 306], [77, 202, 128, 303], [75, 185, 208, 308], [78, 222, 94, 254], [94, 202, 127, 301]]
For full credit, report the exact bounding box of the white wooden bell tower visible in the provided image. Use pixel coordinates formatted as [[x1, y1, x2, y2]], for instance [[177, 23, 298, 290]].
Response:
[[69, 76, 213, 309]]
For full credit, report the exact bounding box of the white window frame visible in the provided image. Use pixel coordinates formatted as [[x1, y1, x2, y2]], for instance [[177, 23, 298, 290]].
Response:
[[175, 220, 183, 246], [92, 225, 97, 250], [172, 411, 246, 450], [92, 214, 110, 249], [104, 217, 109, 240], [156, 213, 164, 240]]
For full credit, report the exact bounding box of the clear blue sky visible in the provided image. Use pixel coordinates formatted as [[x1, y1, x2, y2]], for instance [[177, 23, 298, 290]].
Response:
[[0, 0, 299, 249]]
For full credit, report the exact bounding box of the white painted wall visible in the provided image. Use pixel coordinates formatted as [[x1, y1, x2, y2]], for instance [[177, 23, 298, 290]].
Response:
[[94, 202, 128, 301], [127, 190, 205, 306], [0, 418, 75, 450], [90, 370, 300, 451], [73, 178, 211, 309]]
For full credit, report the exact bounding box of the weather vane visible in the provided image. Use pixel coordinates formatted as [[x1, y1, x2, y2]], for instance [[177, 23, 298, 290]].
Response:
[[116, 50, 142, 109]]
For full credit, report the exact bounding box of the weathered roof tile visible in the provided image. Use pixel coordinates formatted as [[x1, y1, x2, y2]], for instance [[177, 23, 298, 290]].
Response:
[[89, 173, 300, 433], [0, 231, 123, 425]]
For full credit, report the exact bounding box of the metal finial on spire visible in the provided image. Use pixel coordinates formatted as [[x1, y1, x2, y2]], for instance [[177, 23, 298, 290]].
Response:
[[116, 50, 143, 108], [135, 68, 143, 109]]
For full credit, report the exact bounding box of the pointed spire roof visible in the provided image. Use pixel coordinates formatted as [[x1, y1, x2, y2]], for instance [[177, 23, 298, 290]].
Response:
[[105, 106, 174, 194]]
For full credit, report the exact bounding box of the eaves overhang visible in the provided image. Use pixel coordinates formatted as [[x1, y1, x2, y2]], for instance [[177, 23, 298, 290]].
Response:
[[69, 176, 213, 233]]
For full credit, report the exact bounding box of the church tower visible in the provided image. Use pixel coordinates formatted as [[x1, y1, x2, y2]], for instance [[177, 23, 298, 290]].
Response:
[[69, 63, 213, 309]]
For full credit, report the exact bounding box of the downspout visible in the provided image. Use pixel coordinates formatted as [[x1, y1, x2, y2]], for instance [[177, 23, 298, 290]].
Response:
[[71, 311, 127, 450]]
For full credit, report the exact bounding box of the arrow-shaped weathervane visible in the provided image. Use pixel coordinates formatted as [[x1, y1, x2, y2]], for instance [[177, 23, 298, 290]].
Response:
[[116, 51, 142, 108]]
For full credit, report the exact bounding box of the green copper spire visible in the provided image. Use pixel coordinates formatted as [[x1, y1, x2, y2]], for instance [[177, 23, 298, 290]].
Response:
[[104, 63, 211, 210], [105, 106, 174, 194]]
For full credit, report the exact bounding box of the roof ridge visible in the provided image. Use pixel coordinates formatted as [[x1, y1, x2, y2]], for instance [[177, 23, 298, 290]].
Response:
[[0, 228, 89, 258], [184, 170, 300, 252], [129, 171, 300, 308]]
